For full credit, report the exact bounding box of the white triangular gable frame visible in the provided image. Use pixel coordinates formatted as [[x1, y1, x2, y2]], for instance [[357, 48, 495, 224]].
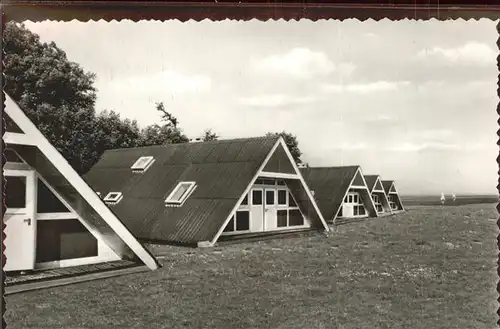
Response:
[[370, 175, 392, 214], [387, 181, 405, 211], [333, 167, 379, 223], [210, 137, 329, 245], [3, 94, 159, 270], [372, 177, 385, 193]]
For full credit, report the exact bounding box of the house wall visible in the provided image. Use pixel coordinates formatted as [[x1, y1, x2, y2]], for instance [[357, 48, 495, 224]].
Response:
[[262, 144, 296, 174], [372, 191, 389, 213], [221, 177, 311, 236], [387, 193, 403, 211], [34, 176, 121, 269], [338, 189, 369, 218], [4, 158, 120, 271]]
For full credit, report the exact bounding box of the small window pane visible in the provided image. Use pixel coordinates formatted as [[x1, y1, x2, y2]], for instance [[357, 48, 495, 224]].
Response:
[[5, 149, 23, 162], [359, 206, 366, 216], [277, 180, 286, 186], [289, 209, 303, 226], [255, 179, 264, 185], [265, 190, 275, 205], [252, 190, 263, 205], [236, 211, 250, 231], [289, 192, 297, 207], [353, 194, 359, 204], [278, 190, 287, 205], [37, 179, 69, 213], [170, 183, 190, 201], [5, 176, 26, 208], [224, 218, 235, 232], [241, 195, 248, 205], [344, 195, 347, 203], [277, 210, 288, 227], [348, 195, 353, 203]]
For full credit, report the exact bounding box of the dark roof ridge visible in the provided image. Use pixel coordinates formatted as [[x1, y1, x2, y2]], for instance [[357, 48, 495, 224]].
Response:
[[104, 135, 278, 153]]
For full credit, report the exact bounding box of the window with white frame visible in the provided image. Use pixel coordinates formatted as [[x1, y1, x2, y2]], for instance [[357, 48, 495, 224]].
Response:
[[372, 194, 383, 213], [223, 210, 250, 233], [103, 192, 123, 205], [165, 181, 196, 206], [131, 156, 155, 173], [344, 191, 366, 217]]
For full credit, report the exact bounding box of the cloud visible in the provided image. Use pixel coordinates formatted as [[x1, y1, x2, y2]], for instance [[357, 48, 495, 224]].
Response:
[[321, 81, 411, 94], [237, 94, 316, 108], [251, 47, 335, 78], [103, 70, 212, 95], [416, 42, 497, 65], [386, 142, 460, 152]]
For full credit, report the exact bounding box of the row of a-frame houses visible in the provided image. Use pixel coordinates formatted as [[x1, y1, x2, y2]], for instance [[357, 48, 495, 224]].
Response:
[[2, 93, 405, 273]]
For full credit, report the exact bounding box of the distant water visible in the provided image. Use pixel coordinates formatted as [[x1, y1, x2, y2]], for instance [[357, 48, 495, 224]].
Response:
[[400, 194, 499, 206]]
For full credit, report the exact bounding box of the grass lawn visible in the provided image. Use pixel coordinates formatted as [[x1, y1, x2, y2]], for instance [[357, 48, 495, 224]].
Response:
[[5, 204, 498, 329]]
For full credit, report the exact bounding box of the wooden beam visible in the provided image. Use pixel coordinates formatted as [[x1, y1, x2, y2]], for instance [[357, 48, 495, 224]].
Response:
[[258, 171, 300, 179], [4, 132, 37, 146], [35, 212, 78, 220]]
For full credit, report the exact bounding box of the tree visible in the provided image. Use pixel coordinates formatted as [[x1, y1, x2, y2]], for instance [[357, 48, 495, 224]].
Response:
[[202, 129, 219, 142], [266, 131, 303, 164], [4, 22, 99, 173], [138, 102, 189, 146]]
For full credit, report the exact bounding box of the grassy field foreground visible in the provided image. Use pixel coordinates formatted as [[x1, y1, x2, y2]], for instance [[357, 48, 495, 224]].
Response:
[[6, 204, 498, 329]]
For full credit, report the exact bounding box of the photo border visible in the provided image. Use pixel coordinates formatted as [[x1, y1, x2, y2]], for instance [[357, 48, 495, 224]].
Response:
[[1, 2, 499, 328]]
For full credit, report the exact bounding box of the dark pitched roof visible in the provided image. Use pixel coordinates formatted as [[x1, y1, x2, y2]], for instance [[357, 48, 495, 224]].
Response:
[[381, 180, 394, 195], [364, 175, 379, 192], [84, 136, 280, 244], [299, 166, 360, 221]]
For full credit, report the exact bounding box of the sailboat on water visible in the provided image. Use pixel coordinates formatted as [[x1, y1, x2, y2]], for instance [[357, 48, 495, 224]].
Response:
[[452, 192, 456, 202], [440, 192, 446, 205]]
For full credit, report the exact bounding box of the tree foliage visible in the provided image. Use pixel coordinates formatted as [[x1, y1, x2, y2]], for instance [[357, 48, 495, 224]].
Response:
[[202, 129, 219, 142], [138, 102, 189, 146], [266, 131, 303, 164], [4, 22, 99, 173], [4, 22, 219, 173]]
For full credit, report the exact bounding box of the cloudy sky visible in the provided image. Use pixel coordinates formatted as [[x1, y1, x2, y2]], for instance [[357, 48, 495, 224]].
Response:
[[25, 19, 498, 196]]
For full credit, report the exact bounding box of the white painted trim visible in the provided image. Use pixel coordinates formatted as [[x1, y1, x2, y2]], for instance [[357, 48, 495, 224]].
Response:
[[3, 161, 32, 171], [165, 181, 197, 204], [276, 138, 329, 231], [5, 93, 159, 270], [131, 156, 155, 172], [356, 168, 378, 218], [211, 139, 282, 245], [350, 185, 369, 189], [35, 212, 78, 220], [331, 167, 377, 223], [3, 132, 37, 146], [35, 252, 120, 269], [258, 172, 300, 179], [212, 137, 329, 245], [103, 192, 123, 204]]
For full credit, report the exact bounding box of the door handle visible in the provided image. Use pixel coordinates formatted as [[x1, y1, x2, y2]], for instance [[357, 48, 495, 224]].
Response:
[[24, 218, 31, 226]]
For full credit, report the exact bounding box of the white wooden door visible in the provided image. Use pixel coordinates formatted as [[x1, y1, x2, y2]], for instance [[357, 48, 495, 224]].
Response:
[[249, 188, 264, 232], [264, 188, 278, 230], [4, 169, 37, 271]]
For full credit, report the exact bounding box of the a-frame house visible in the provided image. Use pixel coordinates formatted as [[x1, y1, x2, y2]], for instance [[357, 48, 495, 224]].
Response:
[[84, 135, 329, 247], [364, 175, 392, 216], [381, 180, 405, 213], [2, 93, 159, 272], [299, 166, 378, 224]]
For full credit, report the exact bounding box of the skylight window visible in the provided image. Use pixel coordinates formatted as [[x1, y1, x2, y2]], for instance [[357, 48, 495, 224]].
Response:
[[131, 156, 155, 173], [103, 192, 123, 205], [165, 181, 196, 206]]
